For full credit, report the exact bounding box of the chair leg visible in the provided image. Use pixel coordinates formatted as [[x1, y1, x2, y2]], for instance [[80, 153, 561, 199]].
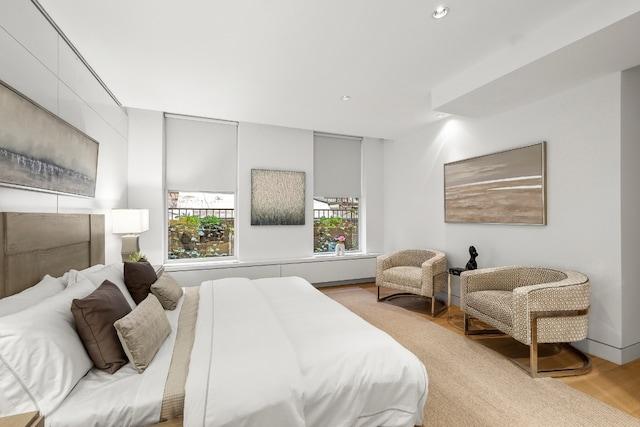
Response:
[[524, 343, 592, 378], [462, 313, 502, 336], [430, 296, 447, 317], [377, 286, 446, 317], [515, 309, 592, 378], [530, 338, 539, 377], [463, 313, 470, 335], [463, 310, 591, 378], [377, 289, 418, 302]]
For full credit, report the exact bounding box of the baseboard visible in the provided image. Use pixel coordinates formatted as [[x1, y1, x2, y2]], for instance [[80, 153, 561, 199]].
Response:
[[621, 341, 640, 364], [541, 334, 640, 366], [313, 277, 375, 288], [439, 291, 459, 307]]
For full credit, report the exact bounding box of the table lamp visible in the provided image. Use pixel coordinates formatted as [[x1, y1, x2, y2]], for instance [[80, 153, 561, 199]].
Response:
[[112, 209, 149, 262]]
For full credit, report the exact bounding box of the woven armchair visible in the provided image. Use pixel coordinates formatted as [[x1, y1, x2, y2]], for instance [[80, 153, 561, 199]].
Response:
[[376, 249, 447, 317], [460, 266, 591, 378]]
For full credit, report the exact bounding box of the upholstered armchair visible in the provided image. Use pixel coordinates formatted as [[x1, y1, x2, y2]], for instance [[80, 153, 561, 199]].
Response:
[[376, 249, 447, 317], [460, 266, 591, 378]]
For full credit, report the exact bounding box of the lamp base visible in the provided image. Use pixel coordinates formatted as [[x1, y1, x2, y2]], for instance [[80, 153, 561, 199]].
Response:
[[121, 234, 140, 262]]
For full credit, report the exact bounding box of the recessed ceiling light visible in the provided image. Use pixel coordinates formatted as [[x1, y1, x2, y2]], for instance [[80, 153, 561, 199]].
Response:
[[432, 6, 449, 19], [341, 95, 351, 101], [436, 112, 450, 119]]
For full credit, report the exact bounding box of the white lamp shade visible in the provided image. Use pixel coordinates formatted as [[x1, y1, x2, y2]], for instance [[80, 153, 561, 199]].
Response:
[[112, 209, 149, 234]]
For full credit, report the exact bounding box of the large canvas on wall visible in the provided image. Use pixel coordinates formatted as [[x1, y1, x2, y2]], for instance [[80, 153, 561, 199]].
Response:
[[251, 169, 305, 225], [444, 142, 546, 225], [0, 82, 99, 197]]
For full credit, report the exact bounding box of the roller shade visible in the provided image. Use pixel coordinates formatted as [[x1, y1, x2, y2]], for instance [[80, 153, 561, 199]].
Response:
[[313, 133, 361, 197], [165, 114, 237, 192]]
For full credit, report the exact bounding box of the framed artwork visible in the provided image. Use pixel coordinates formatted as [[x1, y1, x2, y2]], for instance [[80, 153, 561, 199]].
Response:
[[0, 81, 99, 197], [251, 169, 306, 225], [444, 142, 546, 225]]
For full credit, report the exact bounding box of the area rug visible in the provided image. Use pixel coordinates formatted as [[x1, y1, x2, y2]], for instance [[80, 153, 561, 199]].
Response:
[[324, 287, 640, 427]]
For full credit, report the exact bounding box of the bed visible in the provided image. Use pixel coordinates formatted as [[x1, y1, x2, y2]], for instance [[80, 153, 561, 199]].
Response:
[[0, 212, 428, 427]]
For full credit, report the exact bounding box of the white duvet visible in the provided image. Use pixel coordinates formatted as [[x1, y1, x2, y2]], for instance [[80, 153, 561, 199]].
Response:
[[184, 276, 428, 427], [48, 276, 428, 426]]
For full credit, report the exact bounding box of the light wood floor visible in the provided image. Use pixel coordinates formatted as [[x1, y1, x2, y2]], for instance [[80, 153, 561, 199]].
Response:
[[345, 283, 640, 420]]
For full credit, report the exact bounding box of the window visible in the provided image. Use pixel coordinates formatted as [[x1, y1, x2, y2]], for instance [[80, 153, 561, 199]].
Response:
[[313, 197, 358, 253], [167, 192, 234, 259], [313, 133, 362, 254], [165, 114, 237, 261]]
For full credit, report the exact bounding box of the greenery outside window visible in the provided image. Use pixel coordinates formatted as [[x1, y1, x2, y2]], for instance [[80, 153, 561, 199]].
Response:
[[314, 197, 358, 253], [167, 191, 234, 260]]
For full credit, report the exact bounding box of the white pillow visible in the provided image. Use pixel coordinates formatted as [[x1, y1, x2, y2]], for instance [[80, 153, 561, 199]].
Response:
[[0, 275, 66, 317], [74, 263, 137, 309], [61, 264, 105, 286], [0, 278, 95, 417]]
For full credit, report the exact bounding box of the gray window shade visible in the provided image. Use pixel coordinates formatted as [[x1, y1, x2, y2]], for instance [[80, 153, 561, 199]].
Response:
[[165, 114, 237, 192], [314, 133, 361, 197]]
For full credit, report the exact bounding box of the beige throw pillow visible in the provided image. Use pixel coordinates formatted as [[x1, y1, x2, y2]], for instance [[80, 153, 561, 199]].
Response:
[[114, 294, 171, 373], [150, 273, 183, 310]]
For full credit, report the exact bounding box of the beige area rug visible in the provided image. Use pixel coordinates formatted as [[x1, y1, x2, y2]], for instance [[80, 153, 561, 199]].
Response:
[[324, 287, 640, 427]]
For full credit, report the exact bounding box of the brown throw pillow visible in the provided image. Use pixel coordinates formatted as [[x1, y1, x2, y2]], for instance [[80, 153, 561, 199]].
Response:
[[123, 261, 158, 304], [150, 273, 183, 310], [71, 280, 132, 373]]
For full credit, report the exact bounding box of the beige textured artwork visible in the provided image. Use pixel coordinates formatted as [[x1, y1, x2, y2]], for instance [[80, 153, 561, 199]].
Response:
[[444, 142, 546, 224], [0, 82, 99, 197], [251, 169, 306, 225]]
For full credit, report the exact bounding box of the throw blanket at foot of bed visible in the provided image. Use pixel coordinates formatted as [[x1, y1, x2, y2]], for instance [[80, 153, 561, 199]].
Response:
[[160, 286, 200, 421], [183, 276, 428, 427]]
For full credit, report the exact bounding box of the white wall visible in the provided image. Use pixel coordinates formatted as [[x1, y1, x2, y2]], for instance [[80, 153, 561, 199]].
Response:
[[620, 66, 640, 362], [361, 137, 385, 254], [127, 109, 165, 264], [126, 114, 384, 285], [237, 122, 314, 259], [385, 73, 633, 363], [0, 2, 129, 264]]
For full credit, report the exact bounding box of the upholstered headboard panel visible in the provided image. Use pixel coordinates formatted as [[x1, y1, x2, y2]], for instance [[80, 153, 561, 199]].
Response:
[[0, 212, 105, 298]]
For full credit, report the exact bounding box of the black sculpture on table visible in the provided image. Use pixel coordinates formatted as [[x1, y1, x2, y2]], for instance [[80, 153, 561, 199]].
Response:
[[465, 245, 478, 270]]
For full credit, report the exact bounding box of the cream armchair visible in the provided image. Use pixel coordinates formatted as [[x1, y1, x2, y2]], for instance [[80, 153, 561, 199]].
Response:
[[376, 249, 447, 317], [460, 266, 591, 378]]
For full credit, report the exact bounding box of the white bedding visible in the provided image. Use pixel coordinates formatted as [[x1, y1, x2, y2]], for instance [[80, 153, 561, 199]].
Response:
[[46, 276, 427, 427], [46, 294, 186, 427], [185, 276, 428, 427]]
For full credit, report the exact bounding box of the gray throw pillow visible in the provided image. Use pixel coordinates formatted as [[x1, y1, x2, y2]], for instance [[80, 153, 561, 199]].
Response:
[[150, 273, 183, 310]]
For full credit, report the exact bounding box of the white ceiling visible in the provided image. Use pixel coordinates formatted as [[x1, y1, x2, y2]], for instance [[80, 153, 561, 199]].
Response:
[[35, 0, 640, 139]]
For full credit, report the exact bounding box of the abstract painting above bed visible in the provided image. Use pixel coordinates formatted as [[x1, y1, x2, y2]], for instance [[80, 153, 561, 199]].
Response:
[[0, 82, 99, 197]]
